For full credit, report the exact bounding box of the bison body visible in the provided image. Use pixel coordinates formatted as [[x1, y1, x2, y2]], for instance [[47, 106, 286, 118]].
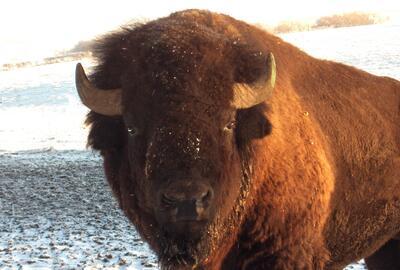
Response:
[[76, 10, 400, 269]]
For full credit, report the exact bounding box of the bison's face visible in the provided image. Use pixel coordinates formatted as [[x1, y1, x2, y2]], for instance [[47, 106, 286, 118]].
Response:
[[76, 37, 275, 268], [123, 91, 242, 263], [124, 86, 242, 228]]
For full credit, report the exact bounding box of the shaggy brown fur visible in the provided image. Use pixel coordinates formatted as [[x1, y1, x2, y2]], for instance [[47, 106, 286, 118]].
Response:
[[83, 10, 400, 270]]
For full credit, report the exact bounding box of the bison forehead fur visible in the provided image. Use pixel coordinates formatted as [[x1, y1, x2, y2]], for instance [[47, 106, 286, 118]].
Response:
[[81, 9, 400, 270]]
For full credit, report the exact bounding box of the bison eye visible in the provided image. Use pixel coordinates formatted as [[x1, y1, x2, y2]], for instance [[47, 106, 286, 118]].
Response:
[[127, 126, 139, 136], [224, 120, 237, 131]]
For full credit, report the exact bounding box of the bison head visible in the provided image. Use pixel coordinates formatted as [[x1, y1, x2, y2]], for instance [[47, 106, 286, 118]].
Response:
[[75, 15, 275, 269]]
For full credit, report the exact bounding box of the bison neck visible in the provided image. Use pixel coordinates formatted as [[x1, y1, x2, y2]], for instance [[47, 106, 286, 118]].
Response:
[[230, 80, 335, 268]]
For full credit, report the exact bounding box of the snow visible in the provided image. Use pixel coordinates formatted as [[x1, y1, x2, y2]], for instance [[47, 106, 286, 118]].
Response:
[[0, 151, 158, 269]]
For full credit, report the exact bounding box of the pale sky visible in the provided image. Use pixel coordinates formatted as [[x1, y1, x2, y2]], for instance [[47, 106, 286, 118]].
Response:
[[1, 0, 400, 64]]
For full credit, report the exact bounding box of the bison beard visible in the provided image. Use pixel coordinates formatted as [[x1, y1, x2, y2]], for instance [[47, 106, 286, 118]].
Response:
[[75, 9, 400, 270]]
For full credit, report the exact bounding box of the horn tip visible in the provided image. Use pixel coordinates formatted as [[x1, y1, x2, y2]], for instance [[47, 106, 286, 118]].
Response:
[[76, 63, 88, 82], [268, 52, 275, 64], [76, 62, 83, 72]]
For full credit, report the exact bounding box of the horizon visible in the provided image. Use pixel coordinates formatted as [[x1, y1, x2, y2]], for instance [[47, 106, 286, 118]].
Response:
[[1, 0, 400, 65]]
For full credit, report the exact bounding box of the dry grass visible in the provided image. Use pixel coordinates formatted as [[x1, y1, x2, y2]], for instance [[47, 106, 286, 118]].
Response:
[[269, 12, 387, 34]]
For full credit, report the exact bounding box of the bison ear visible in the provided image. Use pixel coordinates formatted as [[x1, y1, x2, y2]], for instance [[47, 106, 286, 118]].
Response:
[[232, 52, 276, 109], [86, 111, 125, 151], [236, 104, 272, 146]]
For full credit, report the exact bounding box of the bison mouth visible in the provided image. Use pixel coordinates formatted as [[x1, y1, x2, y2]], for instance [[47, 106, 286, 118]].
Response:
[[156, 210, 211, 269], [160, 252, 198, 270], [159, 232, 209, 270]]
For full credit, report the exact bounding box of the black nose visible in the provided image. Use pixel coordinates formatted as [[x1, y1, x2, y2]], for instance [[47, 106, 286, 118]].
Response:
[[161, 183, 213, 222]]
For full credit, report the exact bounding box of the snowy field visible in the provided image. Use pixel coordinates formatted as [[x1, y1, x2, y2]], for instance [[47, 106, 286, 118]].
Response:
[[1, 23, 399, 269], [0, 151, 157, 269]]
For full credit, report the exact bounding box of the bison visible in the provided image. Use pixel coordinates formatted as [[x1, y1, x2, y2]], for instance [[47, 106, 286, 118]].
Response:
[[75, 9, 400, 270]]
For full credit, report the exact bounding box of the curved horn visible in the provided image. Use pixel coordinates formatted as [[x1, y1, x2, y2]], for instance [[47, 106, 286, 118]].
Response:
[[232, 52, 276, 109], [75, 63, 122, 116]]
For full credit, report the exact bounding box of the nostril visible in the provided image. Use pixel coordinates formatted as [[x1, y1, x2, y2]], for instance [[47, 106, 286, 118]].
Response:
[[161, 193, 179, 208], [198, 189, 213, 206], [195, 189, 213, 216]]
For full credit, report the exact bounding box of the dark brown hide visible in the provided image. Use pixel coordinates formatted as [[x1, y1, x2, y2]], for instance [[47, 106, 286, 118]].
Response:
[[83, 10, 400, 270]]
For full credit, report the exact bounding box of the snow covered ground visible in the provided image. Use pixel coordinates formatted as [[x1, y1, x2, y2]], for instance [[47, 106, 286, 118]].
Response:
[[0, 150, 158, 269], [1, 23, 399, 269]]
